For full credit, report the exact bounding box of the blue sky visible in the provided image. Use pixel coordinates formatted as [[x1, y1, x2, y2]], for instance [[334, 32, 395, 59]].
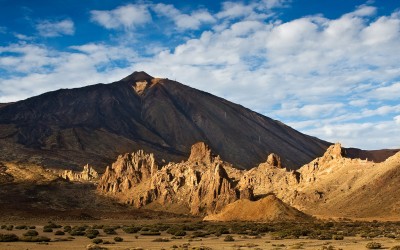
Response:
[[0, 0, 399, 150]]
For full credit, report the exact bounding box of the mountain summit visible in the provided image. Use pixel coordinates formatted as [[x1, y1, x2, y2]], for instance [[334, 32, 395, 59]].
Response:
[[0, 71, 329, 170]]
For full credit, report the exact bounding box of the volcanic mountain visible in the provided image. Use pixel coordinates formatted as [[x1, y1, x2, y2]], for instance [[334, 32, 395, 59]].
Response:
[[0, 71, 330, 170]]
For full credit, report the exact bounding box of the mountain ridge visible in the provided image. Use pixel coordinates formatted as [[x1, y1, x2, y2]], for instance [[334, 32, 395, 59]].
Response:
[[0, 71, 331, 170]]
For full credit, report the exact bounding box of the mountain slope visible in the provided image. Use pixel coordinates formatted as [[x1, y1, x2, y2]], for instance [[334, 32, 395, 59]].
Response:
[[0, 71, 329, 170]]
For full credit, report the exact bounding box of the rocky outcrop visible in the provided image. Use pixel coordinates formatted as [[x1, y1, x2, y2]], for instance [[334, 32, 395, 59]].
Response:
[[266, 153, 282, 168], [61, 164, 99, 182], [97, 142, 250, 215], [97, 142, 400, 220]]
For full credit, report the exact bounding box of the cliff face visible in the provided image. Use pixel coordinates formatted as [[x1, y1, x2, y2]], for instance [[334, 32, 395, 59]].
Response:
[[0, 71, 330, 171]]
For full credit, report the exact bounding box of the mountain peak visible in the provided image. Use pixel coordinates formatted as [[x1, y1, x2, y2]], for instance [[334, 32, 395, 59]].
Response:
[[121, 71, 154, 83]]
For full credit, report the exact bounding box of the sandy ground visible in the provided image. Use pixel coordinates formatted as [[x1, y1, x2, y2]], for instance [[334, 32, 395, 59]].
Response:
[[1, 222, 400, 250]]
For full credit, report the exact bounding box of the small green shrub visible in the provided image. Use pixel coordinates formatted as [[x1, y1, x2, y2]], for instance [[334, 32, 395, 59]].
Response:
[[122, 226, 141, 234], [0, 233, 19, 242], [15, 225, 27, 230], [114, 236, 123, 242], [86, 229, 100, 239], [46, 222, 62, 228], [174, 230, 186, 236], [366, 242, 382, 249], [70, 230, 85, 236], [54, 230, 65, 235], [103, 227, 117, 235], [140, 231, 161, 236], [63, 226, 72, 232], [43, 227, 53, 233], [23, 230, 39, 236], [333, 235, 344, 240], [224, 235, 235, 242], [390, 246, 400, 250], [92, 238, 103, 244]]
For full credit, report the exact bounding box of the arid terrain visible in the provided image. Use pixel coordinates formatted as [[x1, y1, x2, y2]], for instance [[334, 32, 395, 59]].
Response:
[[2, 220, 400, 250], [0, 72, 399, 249]]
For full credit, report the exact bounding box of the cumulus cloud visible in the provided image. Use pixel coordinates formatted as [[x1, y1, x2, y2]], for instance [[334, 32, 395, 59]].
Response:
[[90, 4, 152, 29], [368, 82, 400, 100], [1, 2, 400, 150], [152, 3, 215, 30], [36, 19, 75, 37], [303, 120, 400, 150], [0, 43, 137, 102]]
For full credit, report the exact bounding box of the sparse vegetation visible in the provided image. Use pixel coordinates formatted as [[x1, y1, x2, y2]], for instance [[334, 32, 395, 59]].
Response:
[[122, 226, 141, 234], [20, 236, 51, 242], [92, 238, 103, 244], [55, 230, 65, 235], [152, 237, 170, 242], [114, 236, 123, 242], [1, 220, 400, 249], [0, 233, 19, 242], [224, 235, 235, 241], [103, 227, 117, 235], [366, 242, 382, 249], [23, 230, 39, 236], [86, 229, 100, 239]]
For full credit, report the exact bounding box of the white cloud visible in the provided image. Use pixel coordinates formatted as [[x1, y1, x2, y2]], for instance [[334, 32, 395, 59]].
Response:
[[1, 2, 400, 151], [303, 120, 400, 150], [0, 43, 137, 102], [152, 3, 215, 30], [14, 33, 34, 40], [90, 4, 151, 29], [350, 5, 377, 17], [395, 115, 400, 125], [368, 82, 400, 100], [36, 19, 75, 37]]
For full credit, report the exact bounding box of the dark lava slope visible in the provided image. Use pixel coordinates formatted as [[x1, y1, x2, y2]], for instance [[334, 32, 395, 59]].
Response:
[[0, 71, 330, 171]]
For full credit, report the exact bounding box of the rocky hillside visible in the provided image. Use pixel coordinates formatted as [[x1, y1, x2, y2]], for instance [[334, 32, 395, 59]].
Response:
[[0, 71, 330, 171], [98, 142, 400, 220]]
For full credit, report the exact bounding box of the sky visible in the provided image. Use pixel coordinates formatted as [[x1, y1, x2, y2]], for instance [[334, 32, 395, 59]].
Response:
[[0, 0, 399, 150]]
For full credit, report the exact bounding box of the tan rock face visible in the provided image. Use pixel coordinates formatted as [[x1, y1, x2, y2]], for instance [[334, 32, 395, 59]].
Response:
[[97, 142, 247, 215], [61, 164, 99, 182], [97, 142, 400, 220], [266, 153, 282, 168]]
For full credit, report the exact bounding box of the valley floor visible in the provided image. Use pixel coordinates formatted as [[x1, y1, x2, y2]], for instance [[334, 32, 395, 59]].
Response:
[[1, 220, 400, 250]]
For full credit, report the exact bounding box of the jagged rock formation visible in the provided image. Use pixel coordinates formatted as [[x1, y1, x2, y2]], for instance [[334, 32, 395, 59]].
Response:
[[204, 194, 312, 222], [98, 141, 400, 220], [266, 153, 282, 168], [60, 164, 99, 182], [98, 142, 252, 215], [0, 71, 332, 171], [236, 143, 400, 220]]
